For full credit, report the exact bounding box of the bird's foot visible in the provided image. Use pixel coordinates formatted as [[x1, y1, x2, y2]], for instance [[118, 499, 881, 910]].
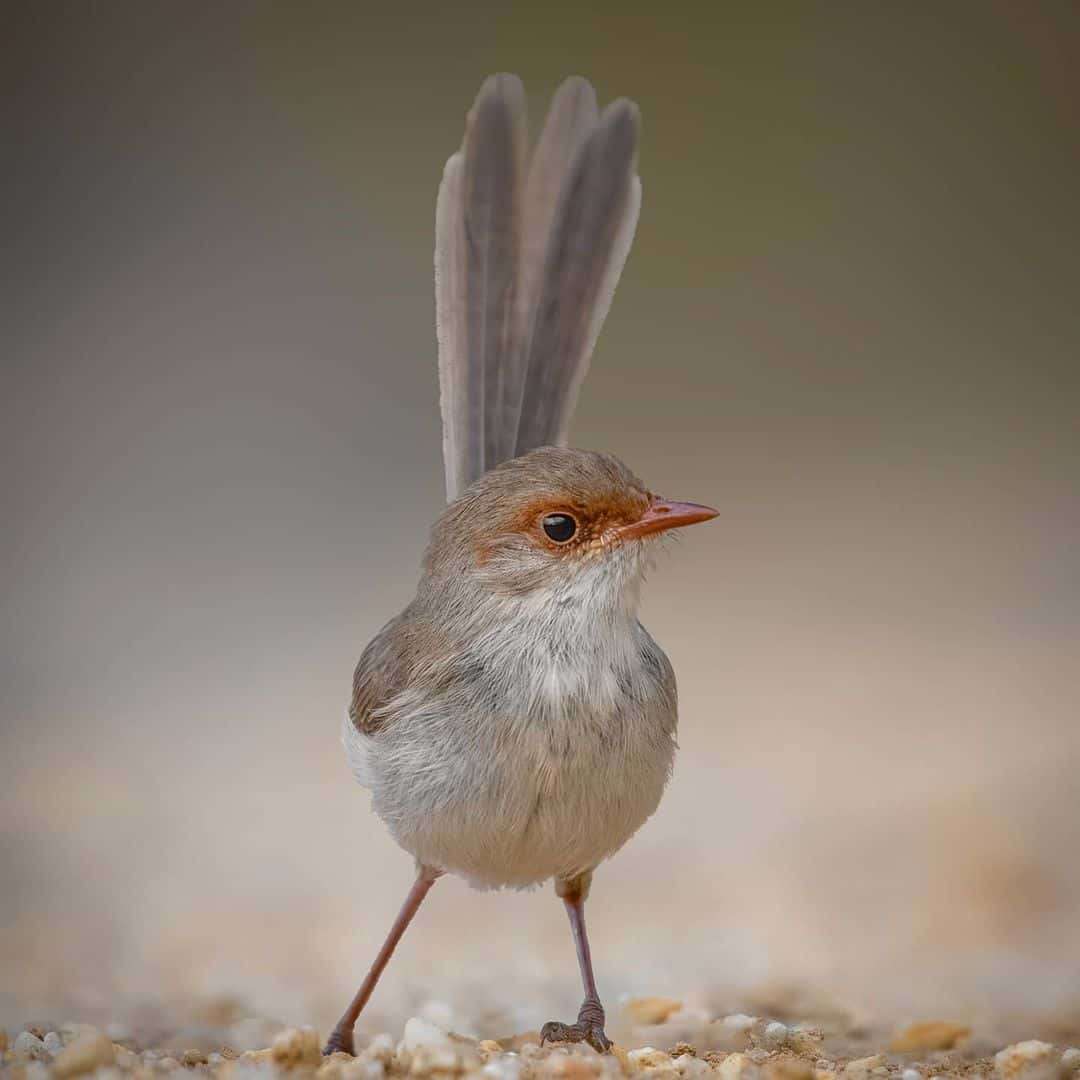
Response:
[[323, 1026, 355, 1057], [540, 999, 611, 1053]]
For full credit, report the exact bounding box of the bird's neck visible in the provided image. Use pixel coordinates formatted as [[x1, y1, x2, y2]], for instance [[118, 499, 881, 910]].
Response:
[[419, 558, 645, 665]]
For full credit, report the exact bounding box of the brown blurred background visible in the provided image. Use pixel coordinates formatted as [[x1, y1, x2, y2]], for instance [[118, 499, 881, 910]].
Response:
[[3, 0, 1079, 1038]]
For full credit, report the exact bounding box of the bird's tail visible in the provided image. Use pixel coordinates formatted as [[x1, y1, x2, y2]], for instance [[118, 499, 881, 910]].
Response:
[[435, 74, 641, 501]]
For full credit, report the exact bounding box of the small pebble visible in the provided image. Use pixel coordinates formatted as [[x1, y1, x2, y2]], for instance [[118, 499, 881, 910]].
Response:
[[182, 1049, 208, 1066], [789, 1029, 825, 1055], [53, 1031, 117, 1078], [718, 1052, 761, 1080], [343, 1061, 386, 1080], [995, 1041, 1062, 1080], [541, 1053, 604, 1078], [43, 1031, 64, 1056], [676, 1057, 711, 1078], [13, 1031, 49, 1062], [158, 1057, 181, 1071], [410, 1044, 460, 1073], [713, 1016, 758, 1053], [364, 1034, 397, 1065], [271, 1026, 321, 1068], [843, 1057, 886, 1080], [483, 1055, 525, 1080], [892, 1023, 971, 1054], [1062, 1051, 1080, 1075], [763, 1023, 788, 1049], [402, 1017, 453, 1052], [628, 1046, 677, 1076], [902, 1070, 922, 1080], [764, 1063, 815, 1080]]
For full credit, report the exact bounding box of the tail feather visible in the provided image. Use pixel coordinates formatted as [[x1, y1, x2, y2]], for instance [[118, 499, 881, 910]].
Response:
[[507, 78, 599, 452], [434, 151, 467, 499], [513, 98, 640, 455], [436, 75, 640, 500]]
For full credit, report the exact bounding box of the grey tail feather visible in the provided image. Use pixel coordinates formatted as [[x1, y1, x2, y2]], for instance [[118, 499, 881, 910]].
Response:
[[435, 75, 641, 500]]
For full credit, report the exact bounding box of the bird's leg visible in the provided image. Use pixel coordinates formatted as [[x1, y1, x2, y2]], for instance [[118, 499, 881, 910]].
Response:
[[540, 872, 612, 1053], [323, 865, 441, 1056]]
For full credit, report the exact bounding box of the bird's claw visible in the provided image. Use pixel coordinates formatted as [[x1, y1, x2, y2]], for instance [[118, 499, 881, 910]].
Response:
[[540, 1001, 611, 1053]]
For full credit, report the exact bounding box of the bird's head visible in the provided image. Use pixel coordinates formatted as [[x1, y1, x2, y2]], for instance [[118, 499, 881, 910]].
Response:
[[421, 447, 717, 611]]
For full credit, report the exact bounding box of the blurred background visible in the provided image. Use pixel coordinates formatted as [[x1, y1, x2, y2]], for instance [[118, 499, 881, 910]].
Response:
[[3, 0, 1079, 1041]]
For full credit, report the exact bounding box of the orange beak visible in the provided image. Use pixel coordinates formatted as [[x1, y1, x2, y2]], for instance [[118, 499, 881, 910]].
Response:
[[614, 497, 719, 541]]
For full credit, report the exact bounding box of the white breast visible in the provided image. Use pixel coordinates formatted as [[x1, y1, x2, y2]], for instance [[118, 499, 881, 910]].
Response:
[[346, 548, 678, 889]]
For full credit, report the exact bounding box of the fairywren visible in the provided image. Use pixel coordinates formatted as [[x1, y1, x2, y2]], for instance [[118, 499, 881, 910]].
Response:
[[325, 74, 717, 1056]]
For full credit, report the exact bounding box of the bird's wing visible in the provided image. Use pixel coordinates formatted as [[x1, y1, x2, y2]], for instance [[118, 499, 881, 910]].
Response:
[[348, 613, 416, 737], [435, 75, 641, 500]]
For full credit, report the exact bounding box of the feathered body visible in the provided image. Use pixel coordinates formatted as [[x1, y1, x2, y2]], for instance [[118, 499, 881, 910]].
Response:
[[344, 449, 677, 889]]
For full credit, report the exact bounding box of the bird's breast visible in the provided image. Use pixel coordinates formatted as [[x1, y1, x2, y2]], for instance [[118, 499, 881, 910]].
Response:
[[365, 612, 677, 889]]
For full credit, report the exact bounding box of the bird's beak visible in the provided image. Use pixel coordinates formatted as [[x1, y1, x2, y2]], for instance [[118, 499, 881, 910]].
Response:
[[615, 497, 719, 541]]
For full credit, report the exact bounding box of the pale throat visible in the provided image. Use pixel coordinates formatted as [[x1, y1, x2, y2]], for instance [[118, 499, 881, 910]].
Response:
[[476, 552, 648, 715]]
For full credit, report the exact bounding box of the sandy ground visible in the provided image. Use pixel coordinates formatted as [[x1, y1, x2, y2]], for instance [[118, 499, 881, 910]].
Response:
[[3, 987, 1079, 1080]]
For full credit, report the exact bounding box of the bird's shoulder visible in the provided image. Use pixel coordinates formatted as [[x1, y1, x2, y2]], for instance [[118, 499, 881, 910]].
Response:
[[349, 605, 453, 735]]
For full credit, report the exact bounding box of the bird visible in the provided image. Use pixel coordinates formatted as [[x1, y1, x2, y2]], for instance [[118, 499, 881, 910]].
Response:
[[324, 73, 717, 1057]]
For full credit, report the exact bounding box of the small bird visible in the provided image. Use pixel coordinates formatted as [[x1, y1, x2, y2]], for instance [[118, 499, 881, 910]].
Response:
[[324, 74, 717, 1056]]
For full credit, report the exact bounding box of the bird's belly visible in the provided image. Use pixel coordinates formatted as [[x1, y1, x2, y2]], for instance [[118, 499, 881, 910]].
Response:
[[368, 695, 674, 890]]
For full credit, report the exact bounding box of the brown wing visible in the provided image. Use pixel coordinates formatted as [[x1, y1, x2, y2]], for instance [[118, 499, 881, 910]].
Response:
[[348, 613, 416, 735], [348, 608, 456, 735]]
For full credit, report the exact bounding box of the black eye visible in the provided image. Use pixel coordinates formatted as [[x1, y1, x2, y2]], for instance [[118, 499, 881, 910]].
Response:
[[542, 513, 577, 543]]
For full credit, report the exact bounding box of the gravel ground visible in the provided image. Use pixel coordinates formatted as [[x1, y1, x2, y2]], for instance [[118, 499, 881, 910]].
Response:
[[4, 993, 1078, 1080]]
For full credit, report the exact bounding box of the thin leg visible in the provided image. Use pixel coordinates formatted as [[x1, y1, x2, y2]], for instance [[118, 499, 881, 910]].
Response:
[[324, 866, 441, 1056], [540, 872, 611, 1053]]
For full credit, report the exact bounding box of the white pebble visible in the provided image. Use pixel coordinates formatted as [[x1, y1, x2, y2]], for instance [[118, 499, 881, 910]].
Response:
[[676, 1058, 710, 1078], [902, 1070, 922, 1080], [995, 1041, 1060, 1080], [410, 1043, 461, 1073], [344, 1061, 386, 1080], [13, 1031, 49, 1062], [363, 1034, 397, 1064], [43, 1032, 65, 1056], [402, 1016, 452, 1051], [483, 1058, 525, 1080], [712, 1014, 758, 1052], [718, 1052, 760, 1080], [764, 1022, 789, 1048]]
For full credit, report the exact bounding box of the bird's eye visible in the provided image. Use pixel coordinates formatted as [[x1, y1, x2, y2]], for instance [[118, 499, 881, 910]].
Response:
[[542, 513, 578, 543]]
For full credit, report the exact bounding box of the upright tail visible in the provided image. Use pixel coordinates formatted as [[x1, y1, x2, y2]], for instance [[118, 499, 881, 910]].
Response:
[[435, 74, 642, 501]]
